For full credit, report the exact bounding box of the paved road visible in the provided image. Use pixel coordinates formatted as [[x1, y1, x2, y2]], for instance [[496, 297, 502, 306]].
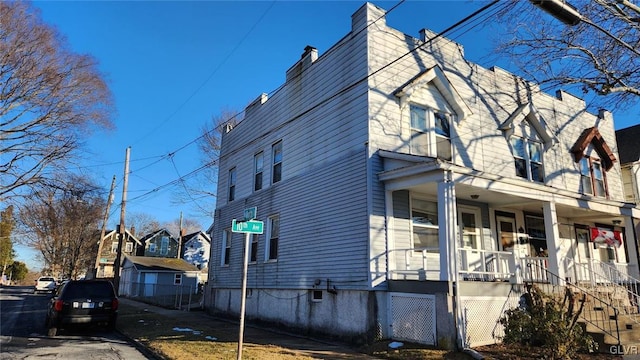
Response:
[[0, 286, 150, 360]]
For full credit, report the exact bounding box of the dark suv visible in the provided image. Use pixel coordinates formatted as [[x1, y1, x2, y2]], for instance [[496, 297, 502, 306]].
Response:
[[45, 280, 118, 336]]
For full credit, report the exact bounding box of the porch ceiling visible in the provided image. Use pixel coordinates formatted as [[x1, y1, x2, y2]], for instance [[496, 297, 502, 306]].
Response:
[[404, 181, 624, 225]]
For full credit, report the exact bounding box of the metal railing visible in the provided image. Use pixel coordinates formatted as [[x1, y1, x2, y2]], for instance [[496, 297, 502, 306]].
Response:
[[566, 259, 640, 324], [526, 261, 620, 345]]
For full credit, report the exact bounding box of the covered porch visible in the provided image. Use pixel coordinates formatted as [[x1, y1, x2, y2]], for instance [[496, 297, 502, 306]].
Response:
[[378, 151, 640, 286]]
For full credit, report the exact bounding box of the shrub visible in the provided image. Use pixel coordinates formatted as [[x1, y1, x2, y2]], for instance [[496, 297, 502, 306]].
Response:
[[499, 284, 597, 360]]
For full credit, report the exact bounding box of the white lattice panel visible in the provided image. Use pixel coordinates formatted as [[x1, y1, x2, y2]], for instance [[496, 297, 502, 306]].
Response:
[[389, 293, 436, 345], [460, 293, 522, 347]]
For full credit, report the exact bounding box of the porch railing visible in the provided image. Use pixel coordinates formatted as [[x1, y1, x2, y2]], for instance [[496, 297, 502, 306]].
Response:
[[458, 248, 513, 281], [526, 261, 621, 346], [520, 257, 549, 283], [566, 259, 640, 324], [387, 247, 440, 280]]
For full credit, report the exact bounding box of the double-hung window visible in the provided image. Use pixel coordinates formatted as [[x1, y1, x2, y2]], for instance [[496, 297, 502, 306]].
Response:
[[272, 141, 282, 184], [174, 273, 182, 285], [250, 234, 258, 263], [410, 105, 452, 160], [125, 242, 133, 253], [580, 157, 606, 197], [228, 167, 236, 202], [265, 215, 279, 261], [111, 241, 118, 253], [411, 198, 439, 253], [254, 152, 263, 191], [160, 236, 169, 255], [221, 229, 231, 266], [510, 136, 544, 182]]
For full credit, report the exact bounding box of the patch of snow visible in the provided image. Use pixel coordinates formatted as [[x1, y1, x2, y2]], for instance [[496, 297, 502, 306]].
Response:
[[205, 336, 217, 341], [172, 327, 193, 332]]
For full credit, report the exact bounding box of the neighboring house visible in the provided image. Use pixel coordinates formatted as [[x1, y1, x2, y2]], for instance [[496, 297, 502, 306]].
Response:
[[181, 230, 211, 284], [181, 231, 211, 269], [137, 229, 180, 258], [616, 124, 640, 205], [119, 255, 199, 298], [95, 228, 141, 278], [207, 2, 640, 350]]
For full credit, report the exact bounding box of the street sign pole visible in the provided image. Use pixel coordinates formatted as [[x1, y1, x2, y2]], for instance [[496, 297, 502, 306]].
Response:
[[236, 207, 260, 360], [237, 231, 250, 360]]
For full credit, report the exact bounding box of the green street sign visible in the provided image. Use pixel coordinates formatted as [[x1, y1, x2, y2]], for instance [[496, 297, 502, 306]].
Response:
[[232, 219, 264, 234]]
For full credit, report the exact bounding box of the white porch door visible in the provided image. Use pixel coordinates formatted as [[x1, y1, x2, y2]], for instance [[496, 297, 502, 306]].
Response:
[[459, 206, 482, 273]]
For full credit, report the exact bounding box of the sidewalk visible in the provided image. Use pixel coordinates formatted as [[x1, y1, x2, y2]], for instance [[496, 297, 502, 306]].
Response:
[[117, 297, 381, 360]]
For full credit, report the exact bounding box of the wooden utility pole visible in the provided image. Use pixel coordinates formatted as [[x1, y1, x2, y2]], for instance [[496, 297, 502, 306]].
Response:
[[94, 175, 117, 278], [113, 147, 130, 295], [177, 211, 183, 259]]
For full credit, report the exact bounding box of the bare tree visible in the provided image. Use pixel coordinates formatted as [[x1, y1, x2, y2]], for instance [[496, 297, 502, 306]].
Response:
[[172, 108, 242, 219], [126, 212, 161, 237], [0, 2, 115, 199], [491, 0, 640, 111], [0, 205, 15, 278], [18, 175, 105, 279], [164, 217, 203, 238]]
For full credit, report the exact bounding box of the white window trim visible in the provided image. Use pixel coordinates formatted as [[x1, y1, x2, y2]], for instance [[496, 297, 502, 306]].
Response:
[[510, 135, 544, 182], [221, 229, 231, 267], [254, 152, 263, 192], [409, 104, 454, 160], [410, 196, 439, 256], [458, 206, 481, 249], [264, 215, 279, 262]]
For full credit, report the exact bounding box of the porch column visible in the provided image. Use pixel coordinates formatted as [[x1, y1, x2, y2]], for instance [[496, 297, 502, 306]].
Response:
[[623, 216, 639, 279], [543, 201, 565, 284], [438, 172, 458, 282]]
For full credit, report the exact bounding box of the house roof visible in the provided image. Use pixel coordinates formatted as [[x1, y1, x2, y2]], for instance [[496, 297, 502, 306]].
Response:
[[394, 65, 472, 121], [104, 228, 142, 246], [499, 102, 557, 148], [616, 124, 640, 165], [123, 255, 200, 272], [182, 231, 211, 244], [571, 127, 617, 171], [138, 228, 175, 243]]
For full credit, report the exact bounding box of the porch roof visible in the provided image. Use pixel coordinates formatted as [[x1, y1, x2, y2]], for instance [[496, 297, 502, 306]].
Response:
[[376, 149, 635, 222]]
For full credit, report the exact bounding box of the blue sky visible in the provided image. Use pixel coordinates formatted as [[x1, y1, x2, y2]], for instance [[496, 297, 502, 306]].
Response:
[[15, 1, 639, 271]]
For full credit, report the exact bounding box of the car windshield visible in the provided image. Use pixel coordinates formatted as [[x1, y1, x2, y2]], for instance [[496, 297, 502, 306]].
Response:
[[64, 282, 115, 298]]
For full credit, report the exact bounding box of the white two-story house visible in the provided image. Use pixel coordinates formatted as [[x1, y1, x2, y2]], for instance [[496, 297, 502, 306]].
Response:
[[206, 2, 640, 349]]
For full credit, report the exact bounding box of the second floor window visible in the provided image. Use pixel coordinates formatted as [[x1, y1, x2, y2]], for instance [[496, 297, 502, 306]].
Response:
[[160, 236, 169, 255], [272, 141, 282, 184], [410, 105, 452, 160], [580, 157, 606, 197], [228, 167, 236, 202], [510, 136, 543, 182], [125, 242, 133, 253], [254, 152, 263, 191]]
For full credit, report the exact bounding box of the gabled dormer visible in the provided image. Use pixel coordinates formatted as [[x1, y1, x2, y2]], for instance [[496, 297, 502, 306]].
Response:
[[499, 103, 556, 183], [571, 127, 617, 198], [395, 65, 472, 160]]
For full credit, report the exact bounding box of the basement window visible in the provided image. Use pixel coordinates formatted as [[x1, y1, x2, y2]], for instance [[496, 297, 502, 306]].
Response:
[[311, 290, 323, 302]]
